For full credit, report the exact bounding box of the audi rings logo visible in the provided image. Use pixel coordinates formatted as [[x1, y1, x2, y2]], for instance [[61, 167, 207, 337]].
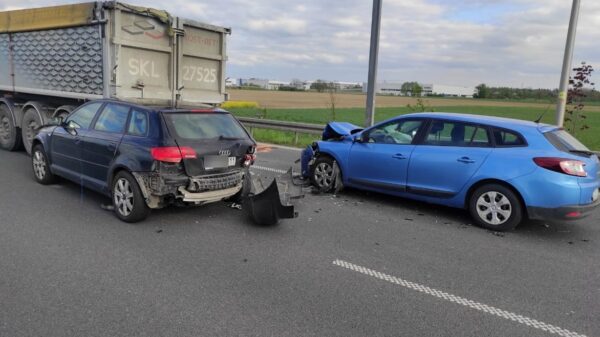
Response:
[[218, 150, 231, 156]]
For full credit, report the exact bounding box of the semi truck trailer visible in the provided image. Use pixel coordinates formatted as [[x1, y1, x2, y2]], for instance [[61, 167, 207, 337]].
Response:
[[0, 2, 230, 154]]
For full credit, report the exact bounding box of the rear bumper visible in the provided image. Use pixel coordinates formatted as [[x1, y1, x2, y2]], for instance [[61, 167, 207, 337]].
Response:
[[527, 198, 600, 221]]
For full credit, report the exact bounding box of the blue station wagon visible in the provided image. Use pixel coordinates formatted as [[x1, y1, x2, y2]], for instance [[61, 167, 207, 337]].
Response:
[[303, 113, 600, 231], [31, 99, 256, 222]]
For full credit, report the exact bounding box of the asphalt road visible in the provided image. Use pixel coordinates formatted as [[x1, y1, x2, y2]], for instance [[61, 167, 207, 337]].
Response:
[[1, 146, 599, 337]]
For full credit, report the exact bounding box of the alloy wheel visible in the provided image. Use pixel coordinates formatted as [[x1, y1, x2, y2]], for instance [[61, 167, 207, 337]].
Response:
[[114, 178, 134, 217], [32, 150, 47, 180], [314, 162, 334, 189]]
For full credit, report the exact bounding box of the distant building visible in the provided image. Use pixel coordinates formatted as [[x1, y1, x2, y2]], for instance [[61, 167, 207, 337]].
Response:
[[225, 78, 240, 87], [239, 78, 291, 90], [363, 82, 475, 98]]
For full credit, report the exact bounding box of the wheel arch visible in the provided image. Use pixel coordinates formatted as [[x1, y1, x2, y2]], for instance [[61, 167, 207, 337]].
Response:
[[52, 105, 76, 119], [21, 101, 51, 125], [464, 179, 528, 217]]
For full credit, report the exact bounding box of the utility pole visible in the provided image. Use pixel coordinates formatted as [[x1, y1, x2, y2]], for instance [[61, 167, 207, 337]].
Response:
[[555, 0, 581, 126], [365, 0, 382, 127]]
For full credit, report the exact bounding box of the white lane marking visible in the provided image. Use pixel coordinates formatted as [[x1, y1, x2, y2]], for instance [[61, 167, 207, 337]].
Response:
[[251, 165, 289, 175], [333, 260, 586, 337]]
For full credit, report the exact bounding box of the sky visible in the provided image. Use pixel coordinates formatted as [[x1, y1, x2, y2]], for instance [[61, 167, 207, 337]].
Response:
[[2, 0, 599, 89]]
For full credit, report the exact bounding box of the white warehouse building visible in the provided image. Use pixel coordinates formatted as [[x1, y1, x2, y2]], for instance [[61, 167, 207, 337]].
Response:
[[364, 82, 476, 98]]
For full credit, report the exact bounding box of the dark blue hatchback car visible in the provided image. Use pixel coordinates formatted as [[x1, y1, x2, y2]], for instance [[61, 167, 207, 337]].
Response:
[[31, 99, 256, 222]]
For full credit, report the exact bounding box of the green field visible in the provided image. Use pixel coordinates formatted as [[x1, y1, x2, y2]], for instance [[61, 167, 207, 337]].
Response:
[[230, 105, 600, 150]]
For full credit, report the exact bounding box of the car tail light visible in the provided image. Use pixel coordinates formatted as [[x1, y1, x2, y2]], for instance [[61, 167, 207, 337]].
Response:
[[243, 154, 256, 167], [533, 157, 587, 177], [151, 146, 197, 163]]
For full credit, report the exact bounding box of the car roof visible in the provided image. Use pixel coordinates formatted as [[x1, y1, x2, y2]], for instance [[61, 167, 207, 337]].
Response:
[[402, 112, 558, 133], [88, 99, 225, 113]]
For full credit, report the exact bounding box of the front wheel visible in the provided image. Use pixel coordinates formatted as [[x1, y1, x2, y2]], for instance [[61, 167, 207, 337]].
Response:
[[469, 184, 523, 231], [31, 144, 57, 185], [310, 156, 335, 192], [112, 171, 150, 223]]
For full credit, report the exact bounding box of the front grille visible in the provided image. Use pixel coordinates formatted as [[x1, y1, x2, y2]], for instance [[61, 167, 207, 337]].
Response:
[[188, 170, 244, 192]]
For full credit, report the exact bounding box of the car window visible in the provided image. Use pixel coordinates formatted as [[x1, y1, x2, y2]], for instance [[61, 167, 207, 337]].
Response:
[[94, 103, 130, 134], [162, 113, 249, 141], [425, 121, 490, 147], [493, 129, 525, 147], [66, 102, 102, 129], [127, 109, 148, 136], [544, 129, 589, 152], [367, 120, 423, 144]]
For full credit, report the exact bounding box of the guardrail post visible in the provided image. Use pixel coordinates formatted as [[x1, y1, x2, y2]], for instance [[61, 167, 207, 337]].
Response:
[[294, 132, 299, 145]]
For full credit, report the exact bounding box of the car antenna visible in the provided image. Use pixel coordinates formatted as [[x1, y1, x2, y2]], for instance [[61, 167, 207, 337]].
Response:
[[534, 110, 546, 124]]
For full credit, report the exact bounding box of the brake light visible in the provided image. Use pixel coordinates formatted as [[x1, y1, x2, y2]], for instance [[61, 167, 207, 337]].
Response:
[[533, 157, 587, 177], [190, 109, 215, 113], [243, 154, 256, 167], [151, 146, 197, 163]]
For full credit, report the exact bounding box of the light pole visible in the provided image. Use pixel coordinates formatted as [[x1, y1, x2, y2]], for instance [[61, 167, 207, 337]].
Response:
[[555, 0, 581, 126], [365, 0, 382, 127]]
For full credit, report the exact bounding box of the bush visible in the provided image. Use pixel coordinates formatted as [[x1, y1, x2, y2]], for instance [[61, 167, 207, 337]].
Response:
[[221, 101, 260, 109]]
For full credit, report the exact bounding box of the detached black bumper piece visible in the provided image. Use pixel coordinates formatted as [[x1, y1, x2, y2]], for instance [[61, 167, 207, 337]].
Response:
[[528, 198, 600, 221], [243, 179, 297, 226]]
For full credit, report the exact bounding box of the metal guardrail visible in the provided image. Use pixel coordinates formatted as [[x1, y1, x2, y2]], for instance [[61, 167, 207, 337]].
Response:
[[237, 117, 324, 144]]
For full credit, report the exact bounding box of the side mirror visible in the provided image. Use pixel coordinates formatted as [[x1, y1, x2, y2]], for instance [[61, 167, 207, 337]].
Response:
[[63, 120, 78, 135]]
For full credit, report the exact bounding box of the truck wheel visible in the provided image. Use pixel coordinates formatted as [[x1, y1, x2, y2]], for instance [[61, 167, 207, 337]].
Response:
[[469, 184, 523, 231], [112, 171, 150, 223], [310, 156, 335, 192], [31, 144, 57, 185], [21, 108, 43, 156], [0, 105, 22, 151]]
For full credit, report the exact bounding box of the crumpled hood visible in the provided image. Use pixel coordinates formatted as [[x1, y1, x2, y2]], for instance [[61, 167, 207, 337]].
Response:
[[322, 122, 363, 140]]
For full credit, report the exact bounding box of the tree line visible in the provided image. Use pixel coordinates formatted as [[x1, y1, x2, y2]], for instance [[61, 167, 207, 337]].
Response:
[[475, 83, 599, 102]]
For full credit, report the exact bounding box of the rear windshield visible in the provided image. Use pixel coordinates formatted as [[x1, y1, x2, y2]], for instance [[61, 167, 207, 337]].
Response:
[[545, 129, 590, 152], [162, 113, 249, 141]]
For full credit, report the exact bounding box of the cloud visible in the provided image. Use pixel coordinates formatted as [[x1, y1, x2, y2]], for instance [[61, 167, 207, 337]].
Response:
[[0, 0, 598, 88]]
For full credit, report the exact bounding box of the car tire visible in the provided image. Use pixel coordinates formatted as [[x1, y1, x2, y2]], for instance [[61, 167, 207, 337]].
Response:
[[21, 108, 43, 156], [31, 144, 57, 185], [310, 156, 336, 192], [469, 184, 523, 231], [0, 104, 22, 151], [112, 171, 150, 223]]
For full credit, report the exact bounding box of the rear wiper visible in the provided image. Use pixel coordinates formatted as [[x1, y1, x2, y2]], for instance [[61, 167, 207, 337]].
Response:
[[569, 149, 594, 156], [218, 135, 243, 140]]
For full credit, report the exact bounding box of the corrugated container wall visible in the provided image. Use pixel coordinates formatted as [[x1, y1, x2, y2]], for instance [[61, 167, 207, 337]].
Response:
[[0, 2, 230, 107]]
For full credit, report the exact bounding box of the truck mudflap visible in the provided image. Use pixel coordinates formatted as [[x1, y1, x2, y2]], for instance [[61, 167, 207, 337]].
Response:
[[242, 168, 302, 226]]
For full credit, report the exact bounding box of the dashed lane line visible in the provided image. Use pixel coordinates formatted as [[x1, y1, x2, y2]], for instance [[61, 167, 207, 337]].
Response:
[[333, 259, 586, 337], [251, 165, 289, 175]]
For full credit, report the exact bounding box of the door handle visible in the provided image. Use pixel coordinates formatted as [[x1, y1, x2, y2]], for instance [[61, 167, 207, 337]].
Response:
[[457, 156, 475, 164], [107, 143, 117, 152], [74, 137, 81, 145], [392, 153, 407, 159]]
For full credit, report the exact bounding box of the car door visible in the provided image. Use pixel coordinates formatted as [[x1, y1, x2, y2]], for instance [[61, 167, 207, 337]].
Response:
[[50, 102, 104, 180], [406, 120, 493, 198], [346, 118, 425, 192], [80, 103, 131, 191]]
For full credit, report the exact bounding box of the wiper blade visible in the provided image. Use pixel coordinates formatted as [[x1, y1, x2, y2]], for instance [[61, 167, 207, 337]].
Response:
[[218, 135, 243, 140]]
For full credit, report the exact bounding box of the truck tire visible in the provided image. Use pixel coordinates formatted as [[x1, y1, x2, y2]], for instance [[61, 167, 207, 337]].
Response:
[[21, 107, 43, 156], [0, 104, 22, 151], [112, 171, 150, 223]]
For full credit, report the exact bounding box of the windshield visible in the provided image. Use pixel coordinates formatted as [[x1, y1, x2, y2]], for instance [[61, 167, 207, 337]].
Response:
[[162, 113, 249, 141], [545, 129, 590, 152]]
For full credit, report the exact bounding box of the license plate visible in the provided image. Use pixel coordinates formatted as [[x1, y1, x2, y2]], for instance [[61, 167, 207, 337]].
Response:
[[228, 157, 236, 166], [204, 155, 228, 170]]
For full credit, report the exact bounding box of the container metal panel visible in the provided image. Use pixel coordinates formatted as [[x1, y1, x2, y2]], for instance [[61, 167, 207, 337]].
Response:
[[179, 24, 225, 104], [0, 34, 10, 90], [8, 25, 103, 96]]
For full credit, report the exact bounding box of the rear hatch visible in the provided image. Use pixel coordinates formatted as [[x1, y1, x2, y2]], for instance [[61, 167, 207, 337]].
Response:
[[544, 129, 600, 204], [161, 110, 255, 176]]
